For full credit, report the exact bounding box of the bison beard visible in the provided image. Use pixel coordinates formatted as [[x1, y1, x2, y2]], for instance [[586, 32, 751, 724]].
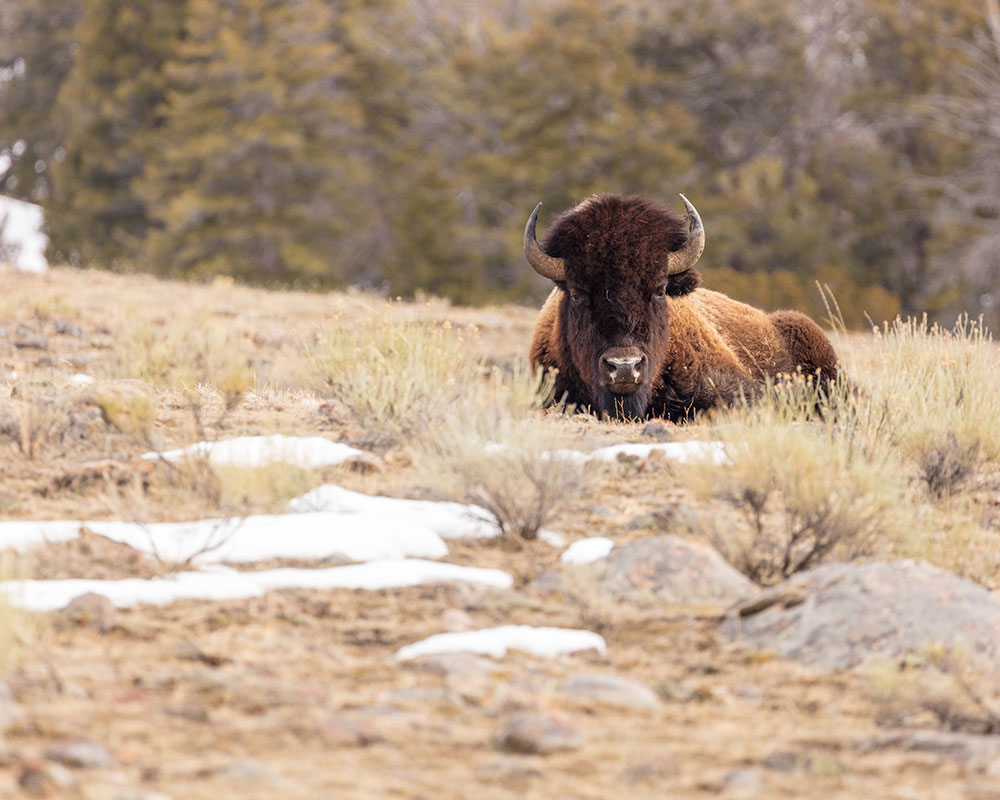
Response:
[[595, 381, 653, 421], [526, 193, 839, 421]]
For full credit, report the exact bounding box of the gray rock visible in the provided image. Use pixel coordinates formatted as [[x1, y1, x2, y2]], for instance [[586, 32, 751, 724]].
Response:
[[0, 679, 18, 731], [722, 560, 1000, 673], [640, 420, 673, 441], [44, 739, 116, 769], [314, 715, 382, 747], [377, 685, 462, 710], [64, 592, 116, 632], [857, 731, 1000, 768], [558, 673, 661, 711], [621, 756, 677, 783], [115, 791, 174, 800], [528, 570, 565, 596], [495, 713, 582, 755], [723, 768, 764, 797], [594, 535, 757, 605], [214, 758, 281, 784]]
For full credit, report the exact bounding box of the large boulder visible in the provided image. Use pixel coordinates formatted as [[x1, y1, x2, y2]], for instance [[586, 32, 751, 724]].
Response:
[[595, 535, 757, 606], [721, 560, 1000, 672]]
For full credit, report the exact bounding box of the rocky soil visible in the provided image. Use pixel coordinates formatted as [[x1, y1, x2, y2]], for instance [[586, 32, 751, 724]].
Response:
[[2, 267, 1000, 799]]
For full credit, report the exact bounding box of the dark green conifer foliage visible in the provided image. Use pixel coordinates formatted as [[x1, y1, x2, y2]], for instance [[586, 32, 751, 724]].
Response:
[[45, 0, 185, 266], [0, 0, 82, 201], [140, 0, 364, 285]]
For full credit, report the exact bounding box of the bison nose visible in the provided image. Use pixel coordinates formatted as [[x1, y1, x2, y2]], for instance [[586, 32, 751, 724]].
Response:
[[602, 353, 646, 386]]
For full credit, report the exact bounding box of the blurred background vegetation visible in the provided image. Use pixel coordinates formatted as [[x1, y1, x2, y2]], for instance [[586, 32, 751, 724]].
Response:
[[1, 0, 998, 329]]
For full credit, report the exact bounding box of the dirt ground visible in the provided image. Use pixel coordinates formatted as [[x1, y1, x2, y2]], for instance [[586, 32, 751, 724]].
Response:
[[1, 267, 998, 799]]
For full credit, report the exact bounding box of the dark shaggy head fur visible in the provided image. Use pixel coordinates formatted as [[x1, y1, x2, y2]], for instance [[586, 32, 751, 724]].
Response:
[[542, 194, 702, 419]]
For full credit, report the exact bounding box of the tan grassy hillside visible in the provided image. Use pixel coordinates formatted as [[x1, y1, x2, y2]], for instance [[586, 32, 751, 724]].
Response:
[[1, 266, 999, 799]]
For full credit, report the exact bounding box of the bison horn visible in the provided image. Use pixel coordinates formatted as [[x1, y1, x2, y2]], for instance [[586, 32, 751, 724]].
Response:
[[524, 202, 566, 282], [667, 194, 706, 275]]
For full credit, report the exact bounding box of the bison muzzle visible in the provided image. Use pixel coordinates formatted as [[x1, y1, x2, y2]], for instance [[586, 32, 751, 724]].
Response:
[[525, 193, 838, 421]]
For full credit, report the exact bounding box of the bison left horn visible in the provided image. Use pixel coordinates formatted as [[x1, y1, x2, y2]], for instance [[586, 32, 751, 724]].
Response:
[[667, 194, 706, 275], [524, 202, 566, 282]]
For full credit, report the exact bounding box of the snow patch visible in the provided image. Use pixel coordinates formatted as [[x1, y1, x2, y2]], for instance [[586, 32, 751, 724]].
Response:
[[396, 625, 607, 661], [141, 435, 368, 469], [0, 514, 449, 564], [0, 195, 48, 273], [287, 485, 498, 539], [560, 536, 614, 564], [69, 373, 95, 386], [491, 440, 729, 467], [1, 559, 513, 612], [588, 441, 730, 465]]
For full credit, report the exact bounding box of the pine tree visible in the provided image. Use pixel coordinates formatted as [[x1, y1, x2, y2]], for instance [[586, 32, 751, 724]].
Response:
[[45, 0, 186, 266], [140, 0, 365, 285], [0, 0, 82, 201]]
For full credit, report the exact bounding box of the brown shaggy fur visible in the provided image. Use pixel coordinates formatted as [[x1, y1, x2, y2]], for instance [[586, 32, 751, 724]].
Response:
[[528, 194, 838, 421]]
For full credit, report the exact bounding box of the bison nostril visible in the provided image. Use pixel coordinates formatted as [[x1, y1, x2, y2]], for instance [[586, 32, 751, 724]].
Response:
[[603, 354, 645, 382]]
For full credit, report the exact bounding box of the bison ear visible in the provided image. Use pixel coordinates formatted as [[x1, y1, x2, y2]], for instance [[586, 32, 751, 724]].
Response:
[[666, 269, 702, 297]]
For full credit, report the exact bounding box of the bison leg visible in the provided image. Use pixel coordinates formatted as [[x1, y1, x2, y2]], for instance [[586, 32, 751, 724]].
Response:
[[768, 310, 839, 383]]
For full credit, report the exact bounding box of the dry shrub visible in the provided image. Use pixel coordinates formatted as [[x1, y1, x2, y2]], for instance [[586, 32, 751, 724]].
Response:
[[0, 381, 99, 461], [683, 373, 908, 585], [116, 312, 254, 408], [868, 645, 1000, 734], [852, 315, 1000, 494], [309, 311, 479, 447], [417, 364, 582, 542]]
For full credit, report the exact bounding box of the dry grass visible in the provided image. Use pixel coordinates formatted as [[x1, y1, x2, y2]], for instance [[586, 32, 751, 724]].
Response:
[[681, 373, 909, 585], [308, 310, 482, 448], [115, 311, 255, 409], [415, 363, 585, 541]]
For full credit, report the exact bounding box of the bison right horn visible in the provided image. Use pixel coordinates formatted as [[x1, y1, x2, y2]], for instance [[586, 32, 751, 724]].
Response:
[[667, 194, 706, 275], [524, 202, 566, 282]]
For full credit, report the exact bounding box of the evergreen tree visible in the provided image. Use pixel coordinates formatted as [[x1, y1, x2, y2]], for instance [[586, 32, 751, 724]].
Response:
[[140, 0, 365, 284], [46, 0, 186, 266], [0, 0, 82, 201]]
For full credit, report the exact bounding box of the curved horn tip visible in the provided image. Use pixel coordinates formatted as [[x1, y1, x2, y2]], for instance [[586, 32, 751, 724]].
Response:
[[523, 201, 566, 282], [667, 192, 706, 275]]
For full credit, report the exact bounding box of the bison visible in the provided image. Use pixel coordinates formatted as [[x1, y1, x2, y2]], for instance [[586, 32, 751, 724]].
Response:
[[525, 193, 838, 421]]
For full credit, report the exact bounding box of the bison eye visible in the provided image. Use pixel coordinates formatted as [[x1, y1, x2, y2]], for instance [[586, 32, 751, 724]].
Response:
[[652, 283, 667, 300], [569, 288, 587, 305]]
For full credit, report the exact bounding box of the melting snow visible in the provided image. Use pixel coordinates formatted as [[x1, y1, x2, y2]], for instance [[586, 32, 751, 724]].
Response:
[[1, 559, 513, 612], [396, 625, 607, 660], [141, 435, 367, 469], [560, 537, 614, 564], [287, 485, 498, 539], [0, 195, 48, 273], [0, 514, 449, 564], [587, 441, 730, 465], [494, 440, 730, 466]]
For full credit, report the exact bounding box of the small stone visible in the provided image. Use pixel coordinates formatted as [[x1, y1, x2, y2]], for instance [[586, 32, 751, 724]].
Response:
[[622, 756, 677, 783], [723, 768, 764, 797], [377, 685, 461, 711], [214, 758, 281, 784], [53, 319, 86, 338], [44, 739, 116, 769], [558, 673, 661, 711], [640, 420, 673, 441], [440, 608, 474, 631], [163, 703, 210, 722], [495, 713, 583, 755], [315, 715, 382, 747], [64, 592, 116, 632], [528, 571, 565, 595], [115, 791, 174, 800], [14, 331, 48, 350], [0, 679, 19, 730]]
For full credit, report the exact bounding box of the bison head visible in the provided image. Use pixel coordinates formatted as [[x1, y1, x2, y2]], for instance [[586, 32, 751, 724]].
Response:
[[524, 194, 705, 420]]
